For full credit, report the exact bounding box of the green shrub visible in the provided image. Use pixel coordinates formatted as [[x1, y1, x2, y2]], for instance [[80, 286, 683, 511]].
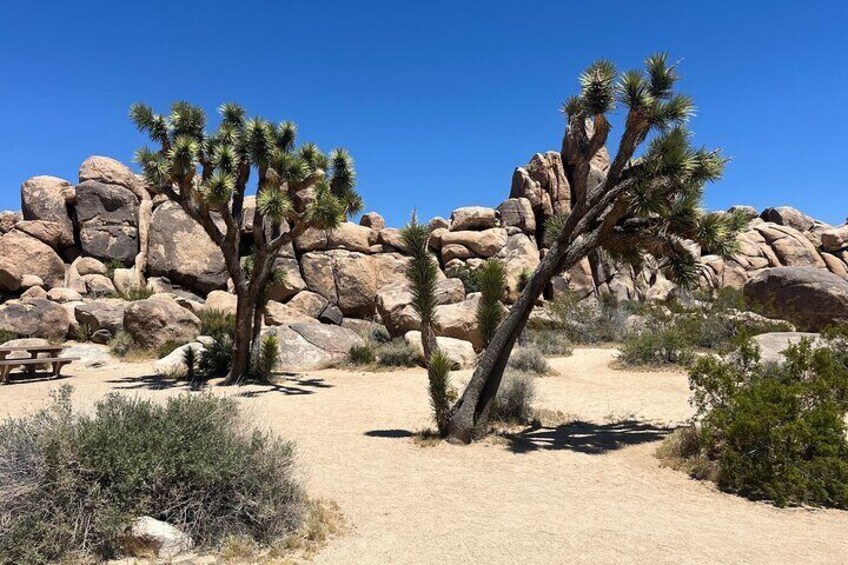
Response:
[[183, 345, 198, 382], [374, 339, 422, 367], [105, 259, 125, 279], [549, 292, 629, 344], [681, 338, 848, 508], [489, 372, 536, 424], [199, 308, 236, 340], [0, 387, 305, 564], [0, 330, 17, 345], [428, 350, 453, 436], [507, 347, 552, 375], [347, 344, 376, 365], [197, 335, 233, 379], [476, 259, 506, 347], [108, 330, 136, 358], [445, 264, 480, 293], [523, 328, 573, 356], [115, 286, 155, 302], [74, 322, 94, 343], [254, 334, 280, 381], [618, 322, 694, 367]]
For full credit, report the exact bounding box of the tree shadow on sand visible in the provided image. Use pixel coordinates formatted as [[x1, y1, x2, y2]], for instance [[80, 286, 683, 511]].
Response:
[[364, 419, 674, 455], [106, 374, 334, 396], [502, 420, 674, 455]]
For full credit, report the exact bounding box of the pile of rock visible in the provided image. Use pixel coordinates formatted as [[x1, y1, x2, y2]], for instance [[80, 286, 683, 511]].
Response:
[[1, 151, 846, 364]]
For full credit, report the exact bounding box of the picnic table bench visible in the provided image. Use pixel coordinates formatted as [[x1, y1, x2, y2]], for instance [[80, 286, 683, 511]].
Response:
[[0, 345, 79, 383]]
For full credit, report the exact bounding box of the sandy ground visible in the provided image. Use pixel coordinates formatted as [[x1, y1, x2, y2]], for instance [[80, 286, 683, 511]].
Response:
[[2, 348, 847, 564]]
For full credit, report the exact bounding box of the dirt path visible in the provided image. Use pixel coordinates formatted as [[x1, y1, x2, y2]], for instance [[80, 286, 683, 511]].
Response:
[[2, 348, 846, 564]]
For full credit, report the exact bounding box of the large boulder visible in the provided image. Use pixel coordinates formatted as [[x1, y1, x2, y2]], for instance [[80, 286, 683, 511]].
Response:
[[75, 180, 139, 263], [263, 323, 364, 372], [79, 156, 139, 191], [376, 278, 465, 336], [0, 230, 65, 288], [295, 222, 373, 254], [0, 298, 71, 341], [286, 291, 330, 318], [760, 206, 815, 232], [433, 295, 486, 349], [359, 211, 385, 230], [403, 331, 476, 368], [450, 206, 498, 231], [821, 225, 848, 252], [266, 256, 307, 302], [263, 301, 316, 326], [20, 176, 75, 247], [496, 233, 541, 300], [74, 298, 128, 334], [148, 201, 228, 293], [300, 250, 407, 317], [13, 220, 70, 249], [440, 228, 508, 257], [123, 296, 201, 350], [497, 198, 536, 234], [0, 211, 22, 233], [752, 223, 825, 269], [743, 267, 848, 331], [749, 332, 823, 365]]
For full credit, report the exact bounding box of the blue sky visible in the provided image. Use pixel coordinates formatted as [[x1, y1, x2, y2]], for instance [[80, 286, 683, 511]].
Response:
[[2, 1, 846, 227]]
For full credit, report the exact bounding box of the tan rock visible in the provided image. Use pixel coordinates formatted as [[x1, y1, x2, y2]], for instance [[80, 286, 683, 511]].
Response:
[[0, 298, 71, 341], [79, 156, 139, 191], [47, 287, 84, 303], [205, 290, 238, 315], [0, 230, 65, 288], [441, 228, 508, 257], [295, 222, 373, 254], [450, 206, 497, 231], [753, 223, 825, 268], [20, 176, 75, 247], [404, 331, 476, 368], [13, 220, 70, 248], [263, 301, 316, 326], [286, 291, 329, 318], [124, 296, 201, 350]]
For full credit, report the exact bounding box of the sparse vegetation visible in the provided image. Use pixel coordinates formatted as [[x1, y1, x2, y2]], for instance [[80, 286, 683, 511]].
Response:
[[488, 371, 536, 425], [618, 321, 694, 367], [253, 334, 280, 381], [199, 308, 237, 340], [523, 328, 573, 357], [659, 336, 848, 509], [346, 339, 422, 369], [73, 322, 94, 343], [507, 347, 553, 375], [445, 264, 480, 293], [0, 387, 305, 564], [115, 286, 155, 301], [108, 330, 156, 361], [550, 292, 630, 344]]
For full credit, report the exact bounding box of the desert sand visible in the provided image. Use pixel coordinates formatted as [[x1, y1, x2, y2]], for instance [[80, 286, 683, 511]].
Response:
[[2, 348, 847, 564]]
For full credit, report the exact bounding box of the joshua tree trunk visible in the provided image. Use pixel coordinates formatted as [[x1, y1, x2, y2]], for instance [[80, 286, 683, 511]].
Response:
[[228, 283, 259, 384]]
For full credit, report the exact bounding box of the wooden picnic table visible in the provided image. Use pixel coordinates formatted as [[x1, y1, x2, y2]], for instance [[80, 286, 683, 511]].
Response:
[[0, 344, 78, 383]]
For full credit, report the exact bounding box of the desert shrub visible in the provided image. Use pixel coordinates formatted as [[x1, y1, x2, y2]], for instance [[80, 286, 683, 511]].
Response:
[[198, 335, 233, 378], [347, 344, 376, 365], [374, 339, 422, 367], [618, 322, 694, 367], [115, 286, 155, 302], [254, 334, 280, 381], [74, 323, 94, 342], [0, 329, 17, 344], [0, 387, 305, 564], [199, 308, 236, 340], [156, 339, 184, 359], [108, 330, 137, 358], [523, 328, 573, 356], [489, 372, 536, 424], [507, 347, 552, 375], [680, 338, 848, 508], [428, 350, 453, 436], [104, 259, 124, 279], [445, 264, 480, 293], [549, 292, 629, 344], [476, 259, 506, 347]]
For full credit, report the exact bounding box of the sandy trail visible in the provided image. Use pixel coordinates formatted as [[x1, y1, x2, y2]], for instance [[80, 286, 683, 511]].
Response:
[[2, 348, 846, 564]]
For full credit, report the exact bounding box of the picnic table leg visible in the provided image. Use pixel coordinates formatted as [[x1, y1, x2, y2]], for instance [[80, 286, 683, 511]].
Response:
[[1, 364, 10, 384]]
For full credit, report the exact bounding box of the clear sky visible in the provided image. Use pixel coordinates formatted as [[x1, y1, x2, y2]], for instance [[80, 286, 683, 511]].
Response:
[[2, 1, 846, 227]]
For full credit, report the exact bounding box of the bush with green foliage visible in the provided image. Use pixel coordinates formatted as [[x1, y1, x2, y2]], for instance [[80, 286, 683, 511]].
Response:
[[74, 322, 94, 342], [346, 339, 422, 369], [115, 286, 155, 302], [198, 335, 234, 379], [156, 339, 185, 359], [476, 259, 506, 347], [668, 336, 848, 508], [428, 350, 454, 436], [199, 308, 237, 340], [618, 321, 694, 367], [523, 328, 573, 357], [507, 347, 552, 375], [549, 292, 630, 344], [0, 387, 304, 564], [488, 371, 536, 425], [253, 334, 280, 382]]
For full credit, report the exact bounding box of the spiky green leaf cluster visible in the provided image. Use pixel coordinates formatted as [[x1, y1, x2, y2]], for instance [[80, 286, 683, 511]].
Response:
[[130, 101, 361, 231], [476, 259, 506, 347], [401, 216, 439, 326], [428, 349, 453, 436]]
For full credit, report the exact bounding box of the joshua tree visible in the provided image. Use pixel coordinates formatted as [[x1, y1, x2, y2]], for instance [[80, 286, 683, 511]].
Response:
[[476, 259, 507, 348], [131, 102, 360, 383], [445, 54, 746, 443]]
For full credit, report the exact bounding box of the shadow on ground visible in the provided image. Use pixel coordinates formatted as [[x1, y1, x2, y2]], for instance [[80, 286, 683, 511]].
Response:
[[106, 374, 334, 396], [503, 420, 674, 454], [364, 420, 674, 455]]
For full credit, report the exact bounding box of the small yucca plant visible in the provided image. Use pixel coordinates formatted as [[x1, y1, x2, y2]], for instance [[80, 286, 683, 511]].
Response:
[[476, 259, 507, 348]]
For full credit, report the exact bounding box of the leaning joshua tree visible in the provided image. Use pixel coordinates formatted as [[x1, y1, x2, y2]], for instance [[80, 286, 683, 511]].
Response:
[[130, 102, 361, 383], [445, 54, 746, 442]]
